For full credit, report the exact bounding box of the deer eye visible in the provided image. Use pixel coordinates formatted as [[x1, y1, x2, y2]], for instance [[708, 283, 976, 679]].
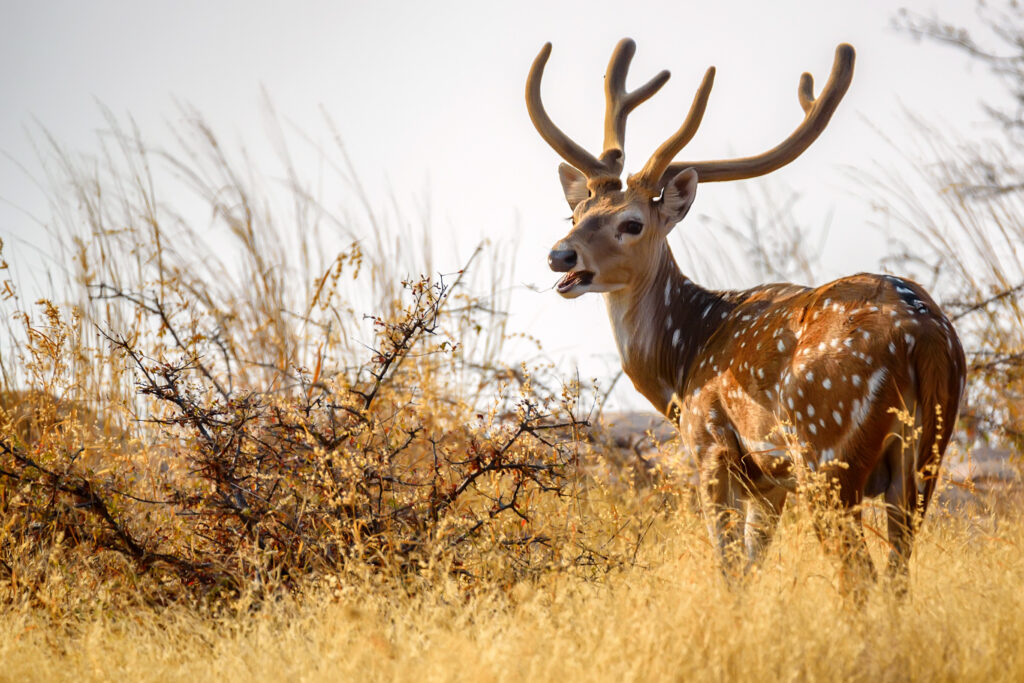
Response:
[[618, 220, 643, 236]]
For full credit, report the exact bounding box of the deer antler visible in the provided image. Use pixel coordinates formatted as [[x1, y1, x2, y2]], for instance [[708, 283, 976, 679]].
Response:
[[629, 65, 716, 191], [638, 43, 855, 191], [526, 43, 606, 179], [526, 39, 673, 184], [600, 39, 672, 176]]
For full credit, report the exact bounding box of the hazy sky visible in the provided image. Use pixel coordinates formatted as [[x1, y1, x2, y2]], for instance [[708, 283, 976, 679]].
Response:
[[0, 0, 1002, 409]]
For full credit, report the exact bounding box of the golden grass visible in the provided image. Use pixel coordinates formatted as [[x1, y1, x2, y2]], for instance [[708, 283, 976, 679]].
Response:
[[2, 490, 1022, 682], [3, 101, 1024, 682]]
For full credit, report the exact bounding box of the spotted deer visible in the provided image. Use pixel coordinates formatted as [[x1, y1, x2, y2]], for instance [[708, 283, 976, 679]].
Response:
[[526, 39, 966, 589]]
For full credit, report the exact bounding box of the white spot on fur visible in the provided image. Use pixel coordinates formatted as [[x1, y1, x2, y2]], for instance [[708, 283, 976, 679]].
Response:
[[867, 368, 888, 399], [833, 410, 843, 425], [822, 378, 832, 390], [850, 399, 864, 427], [807, 404, 816, 417]]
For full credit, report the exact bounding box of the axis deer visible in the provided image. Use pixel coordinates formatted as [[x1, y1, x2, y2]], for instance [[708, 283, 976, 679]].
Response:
[[526, 39, 966, 590]]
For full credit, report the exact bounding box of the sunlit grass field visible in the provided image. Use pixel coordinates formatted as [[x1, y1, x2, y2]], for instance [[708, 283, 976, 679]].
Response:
[[2, 103, 1022, 681], [2, 489, 1022, 682]]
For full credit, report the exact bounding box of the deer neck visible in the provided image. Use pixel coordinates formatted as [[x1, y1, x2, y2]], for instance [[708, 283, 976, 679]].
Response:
[[603, 247, 723, 415]]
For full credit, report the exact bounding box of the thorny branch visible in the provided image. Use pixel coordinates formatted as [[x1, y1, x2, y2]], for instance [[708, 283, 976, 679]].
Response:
[[3, 264, 600, 603]]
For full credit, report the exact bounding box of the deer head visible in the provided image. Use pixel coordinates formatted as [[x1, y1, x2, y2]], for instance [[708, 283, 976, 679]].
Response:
[[526, 39, 855, 299]]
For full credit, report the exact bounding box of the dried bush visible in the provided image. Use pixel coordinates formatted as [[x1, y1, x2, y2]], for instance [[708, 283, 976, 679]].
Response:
[[0, 110, 626, 609]]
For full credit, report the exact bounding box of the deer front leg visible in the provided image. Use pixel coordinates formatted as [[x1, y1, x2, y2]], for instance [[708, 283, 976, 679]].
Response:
[[695, 440, 747, 580], [745, 487, 787, 569]]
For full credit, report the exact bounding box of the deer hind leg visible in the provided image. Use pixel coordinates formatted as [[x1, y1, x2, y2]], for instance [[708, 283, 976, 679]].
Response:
[[744, 487, 787, 569], [882, 436, 917, 594], [839, 506, 877, 604], [814, 465, 878, 603]]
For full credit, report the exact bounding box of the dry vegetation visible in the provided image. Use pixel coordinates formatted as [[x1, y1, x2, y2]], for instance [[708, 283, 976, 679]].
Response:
[[3, 8, 1024, 680]]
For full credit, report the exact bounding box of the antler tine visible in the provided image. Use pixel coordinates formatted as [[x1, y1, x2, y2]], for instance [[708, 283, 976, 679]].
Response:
[[525, 43, 607, 178], [601, 38, 671, 174], [797, 72, 815, 113], [657, 43, 855, 188], [629, 66, 716, 192]]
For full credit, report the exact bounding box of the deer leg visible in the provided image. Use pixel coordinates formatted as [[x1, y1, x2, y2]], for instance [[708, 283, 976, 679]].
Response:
[[883, 438, 916, 595], [839, 506, 877, 604], [815, 466, 877, 603], [698, 444, 746, 580], [744, 487, 787, 569]]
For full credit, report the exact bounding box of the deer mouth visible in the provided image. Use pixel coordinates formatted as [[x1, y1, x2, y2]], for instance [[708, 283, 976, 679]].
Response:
[[556, 270, 594, 294]]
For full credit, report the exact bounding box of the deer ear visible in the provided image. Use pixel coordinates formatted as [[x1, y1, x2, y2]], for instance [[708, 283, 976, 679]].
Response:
[[558, 163, 589, 209], [658, 167, 698, 227]]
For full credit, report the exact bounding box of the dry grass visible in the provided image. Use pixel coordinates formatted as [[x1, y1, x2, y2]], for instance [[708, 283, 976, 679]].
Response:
[[1, 490, 1022, 682], [1, 79, 1023, 680]]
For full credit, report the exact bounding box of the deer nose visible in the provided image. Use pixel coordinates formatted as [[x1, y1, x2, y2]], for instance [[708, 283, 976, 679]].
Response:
[[548, 249, 577, 272]]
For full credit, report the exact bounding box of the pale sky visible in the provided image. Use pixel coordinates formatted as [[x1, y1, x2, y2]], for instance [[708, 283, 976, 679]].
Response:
[[0, 0, 1003, 410]]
